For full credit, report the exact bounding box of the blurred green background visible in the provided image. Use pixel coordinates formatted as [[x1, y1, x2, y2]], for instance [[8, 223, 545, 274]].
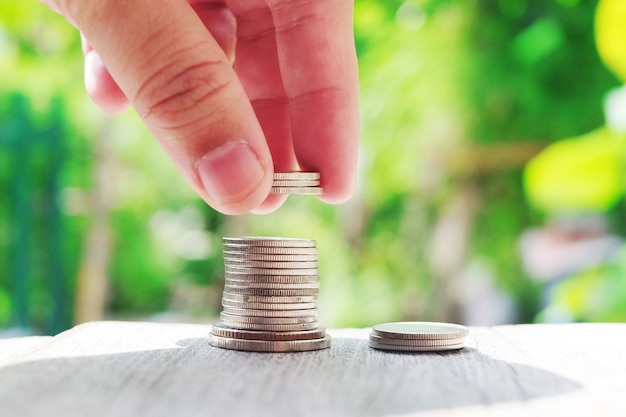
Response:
[[2, 0, 626, 336]]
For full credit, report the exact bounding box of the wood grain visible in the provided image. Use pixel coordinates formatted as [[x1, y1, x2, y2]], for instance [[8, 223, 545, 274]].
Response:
[[0, 336, 52, 365], [0, 322, 624, 417]]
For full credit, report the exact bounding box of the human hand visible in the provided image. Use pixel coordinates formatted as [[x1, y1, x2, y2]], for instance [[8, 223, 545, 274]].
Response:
[[42, 0, 360, 215]]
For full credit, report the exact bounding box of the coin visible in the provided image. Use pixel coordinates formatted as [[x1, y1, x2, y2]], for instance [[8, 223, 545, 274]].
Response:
[[208, 333, 331, 352], [222, 299, 318, 310], [369, 341, 465, 352], [210, 322, 326, 341], [223, 251, 318, 262], [224, 274, 319, 284], [224, 259, 319, 269], [369, 334, 466, 347], [221, 312, 317, 325], [223, 237, 316, 248], [273, 172, 320, 181], [270, 187, 323, 195], [222, 306, 318, 318], [225, 266, 319, 276], [272, 180, 320, 187], [222, 320, 320, 332], [224, 281, 320, 290], [222, 293, 318, 304], [224, 286, 320, 296], [371, 322, 469, 340], [222, 246, 319, 255]]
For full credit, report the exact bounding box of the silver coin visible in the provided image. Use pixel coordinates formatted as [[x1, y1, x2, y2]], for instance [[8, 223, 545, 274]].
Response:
[[224, 280, 320, 290], [220, 320, 320, 332], [210, 322, 326, 341], [224, 259, 318, 269], [225, 266, 319, 276], [223, 286, 319, 296], [273, 172, 320, 181], [224, 274, 319, 284], [369, 341, 465, 352], [223, 306, 318, 318], [223, 237, 316, 248], [224, 282, 320, 290], [369, 334, 466, 347], [223, 246, 319, 255], [270, 187, 323, 195], [223, 251, 318, 262], [222, 293, 318, 304], [209, 333, 331, 352], [272, 180, 320, 187], [222, 299, 318, 310], [221, 312, 317, 325], [371, 322, 469, 340]]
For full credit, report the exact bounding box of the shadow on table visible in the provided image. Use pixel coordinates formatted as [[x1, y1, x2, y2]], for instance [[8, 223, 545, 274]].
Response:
[[0, 336, 580, 417]]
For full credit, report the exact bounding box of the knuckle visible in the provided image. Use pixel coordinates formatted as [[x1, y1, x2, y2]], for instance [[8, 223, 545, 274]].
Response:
[[267, 0, 323, 33], [136, 60, 233, 131], [49, 0, 116, 28]]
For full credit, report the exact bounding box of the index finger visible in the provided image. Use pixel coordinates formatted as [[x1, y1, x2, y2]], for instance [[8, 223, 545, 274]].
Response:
[[44, 0, 274, 215], [268, 0, 360, 204]]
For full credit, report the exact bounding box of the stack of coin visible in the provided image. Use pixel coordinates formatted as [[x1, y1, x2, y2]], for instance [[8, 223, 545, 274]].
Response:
[[369, 322, 468, 352], [209, 237, 331, 352], [270, 172, 322, 195]]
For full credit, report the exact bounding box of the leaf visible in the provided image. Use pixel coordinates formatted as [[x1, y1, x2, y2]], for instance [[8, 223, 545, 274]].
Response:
[[524, 128, 626, 213], [595, 0, 626, 82]]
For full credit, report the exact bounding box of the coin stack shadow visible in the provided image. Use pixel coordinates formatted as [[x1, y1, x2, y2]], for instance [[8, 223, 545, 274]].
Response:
[[209, 237, 331, 352], [270, 172, 322, 195]]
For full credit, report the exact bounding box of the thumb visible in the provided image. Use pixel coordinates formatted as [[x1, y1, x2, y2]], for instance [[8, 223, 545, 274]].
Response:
[[44, 0, 273, 215]]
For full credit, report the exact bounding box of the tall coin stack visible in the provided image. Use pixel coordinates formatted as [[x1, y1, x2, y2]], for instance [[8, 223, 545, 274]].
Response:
[[209, 237, 331, 352], [270, 172, 322, 195]]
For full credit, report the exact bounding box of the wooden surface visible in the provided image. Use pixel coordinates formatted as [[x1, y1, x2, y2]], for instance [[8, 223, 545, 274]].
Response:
[[0, 321, 625, 416]]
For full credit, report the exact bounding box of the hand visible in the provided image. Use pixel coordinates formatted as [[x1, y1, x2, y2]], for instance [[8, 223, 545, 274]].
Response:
[[42, 0, 360, 215]]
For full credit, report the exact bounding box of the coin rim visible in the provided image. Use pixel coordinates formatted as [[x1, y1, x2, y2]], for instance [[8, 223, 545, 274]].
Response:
[[224, 251, 318, 262], [208, 333, 331, 352], [371, 322, 469, 340], [224, 274, 319, 284], [222, 293, 318, 304], [224, 281, 320, 290], [221, 300, 318, 310], [222, 246, 319, 255], [221, 312, 317, 324], [225, 266, 320, 276], [368, 334, 466, 347], [223, 237, 316, 248], [223, 286, 320, 296], [222, 306, 318, 318], [270, 187, 323, 195], [210, 322, 326, 341], [224, 259, 319, 269], [273, 172, 320, 180], [272, 180, 321, 187], [369, 341, 465, 352], [220, 320, 320, 332]]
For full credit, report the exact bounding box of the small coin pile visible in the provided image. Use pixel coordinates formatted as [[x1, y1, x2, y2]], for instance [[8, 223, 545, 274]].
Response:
[[369, 322, 468, 352], [209, 237, 331, 352], [270, 172, 322, 195]]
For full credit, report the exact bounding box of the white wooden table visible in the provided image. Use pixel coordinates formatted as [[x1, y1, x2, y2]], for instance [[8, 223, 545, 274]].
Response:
[[0, 321, 625, 416]]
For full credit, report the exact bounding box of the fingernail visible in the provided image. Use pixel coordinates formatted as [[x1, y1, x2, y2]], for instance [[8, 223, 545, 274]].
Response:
[[197, 142, 266, 210]]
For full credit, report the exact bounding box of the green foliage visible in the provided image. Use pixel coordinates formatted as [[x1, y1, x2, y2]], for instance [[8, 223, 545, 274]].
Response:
[[525, 128, 626, 213], [538, 246, 626, 322], [1, 0, 623, 332]]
